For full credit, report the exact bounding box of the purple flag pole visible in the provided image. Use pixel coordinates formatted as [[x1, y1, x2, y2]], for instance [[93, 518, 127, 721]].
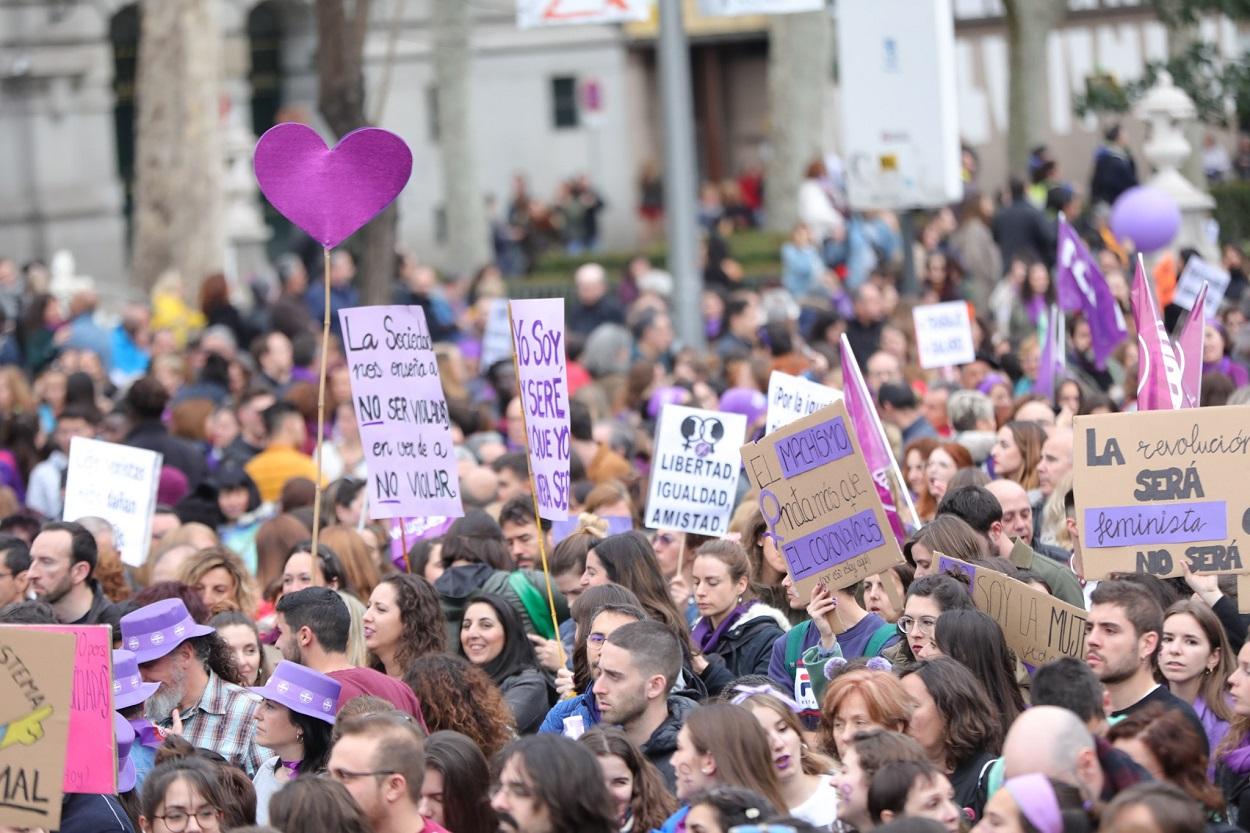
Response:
[[1175, 281, 1207, 409]]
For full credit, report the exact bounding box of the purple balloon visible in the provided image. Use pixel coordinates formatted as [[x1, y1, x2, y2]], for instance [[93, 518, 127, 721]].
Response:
[[648, 386, 689, 420], [1109, 186, 1181, 254], [719, 387, 768, 427], [253, 123, 413, 249]]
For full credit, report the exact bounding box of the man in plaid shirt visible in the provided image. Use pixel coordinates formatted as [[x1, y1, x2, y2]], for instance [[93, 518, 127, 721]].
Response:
[[121, 598, 264, 775]]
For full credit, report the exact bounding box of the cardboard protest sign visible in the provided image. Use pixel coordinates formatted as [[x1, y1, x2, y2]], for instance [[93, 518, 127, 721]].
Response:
[[29, 625, 113, 794], [937, 554, 1088, 666], [766, 371, 841, 434], [912, 301, 975, 369], [339, 305, 464, 519], [480, 298, 513, 371], [1072, 406, 1250, 580], [0, 626, 76, 830], [62, 438, 161, 567], [1174, 256, 1229, 319], [510, 299, 572, 521], [741, 400, 904, 603], [645, 405, 747, 535]]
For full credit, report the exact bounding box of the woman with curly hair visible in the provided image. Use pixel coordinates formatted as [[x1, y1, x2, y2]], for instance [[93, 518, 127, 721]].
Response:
[[365, 573, 445, 678], [990, 420, 1046, 493], [402, 653, 516, 761], [580, 726, 677, 833], [180, 545, 258, 616]]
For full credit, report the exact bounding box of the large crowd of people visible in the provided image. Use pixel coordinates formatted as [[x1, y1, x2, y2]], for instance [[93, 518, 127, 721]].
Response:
[[0, 130, 1249, 833]]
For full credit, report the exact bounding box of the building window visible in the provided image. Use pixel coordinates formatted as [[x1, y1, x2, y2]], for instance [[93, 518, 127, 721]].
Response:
[[551, 76, 579, 129], [426, 85, 440, 142]]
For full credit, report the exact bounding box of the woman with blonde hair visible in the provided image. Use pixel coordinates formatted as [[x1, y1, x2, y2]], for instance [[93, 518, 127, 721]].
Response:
[[179, 545, 258, 616], [318, 524, 381, 601]]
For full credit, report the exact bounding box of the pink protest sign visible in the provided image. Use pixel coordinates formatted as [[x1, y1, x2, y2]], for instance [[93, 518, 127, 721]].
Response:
[[30, 624, 114, 793], [339, 305, 464, 519], [509, 298, 571, 521]]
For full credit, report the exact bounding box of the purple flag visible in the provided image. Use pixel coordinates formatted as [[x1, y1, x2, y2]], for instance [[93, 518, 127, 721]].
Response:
[[1034, 305, 1065, 403], [839, 335, 910, 545], [1175, 281, 1207, 409], [1131, 256, 1184, 410], [1055, 215, 1127, 369]]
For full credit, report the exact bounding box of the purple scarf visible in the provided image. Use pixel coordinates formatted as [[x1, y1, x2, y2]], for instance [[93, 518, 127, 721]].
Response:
[[279, 759, 302, 778], [1222, 738, 1250, 776], [693, 602, 753, 655], [129, 718, 164, 749]]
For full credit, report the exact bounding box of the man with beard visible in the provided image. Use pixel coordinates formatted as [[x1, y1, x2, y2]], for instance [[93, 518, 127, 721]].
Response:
[[274, 587, 425, 722], [1085, 581, 1207, 748], [592, 620, 694, 790], [328, 712, 449, 833], [490, 735, 617, 833], [120, 598, 264, 775], [27, 521, 114, 625]]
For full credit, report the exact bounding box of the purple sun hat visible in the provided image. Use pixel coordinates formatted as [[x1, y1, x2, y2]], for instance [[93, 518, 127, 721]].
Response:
[[719, 387, 768, 427], [648, 386, 689, 420], [114, 712, 137, 793], [119, 599, 215, 665], [113, 649, 161, 710], [249, 661, 341, 724]]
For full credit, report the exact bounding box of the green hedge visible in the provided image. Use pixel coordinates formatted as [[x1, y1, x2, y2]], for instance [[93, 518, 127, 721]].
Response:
[[1210, 181, 1250, 246]]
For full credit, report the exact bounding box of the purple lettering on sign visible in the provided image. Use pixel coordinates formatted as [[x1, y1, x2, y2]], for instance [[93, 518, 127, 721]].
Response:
[[780, 508, 885, 582], [774, 416, 853, 479], [1083, 501, 1227, 548], [510, 298, 572, 521]]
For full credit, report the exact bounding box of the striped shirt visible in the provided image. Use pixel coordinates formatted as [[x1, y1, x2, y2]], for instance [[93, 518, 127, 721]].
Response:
[[160, 670, 264, 776]]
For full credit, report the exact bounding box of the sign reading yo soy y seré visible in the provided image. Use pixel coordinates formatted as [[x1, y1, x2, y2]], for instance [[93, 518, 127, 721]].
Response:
[[339, 305, 464, 519], [741, 400, 903, 603], [645, 404, 747, 535], [1072, 405, 1250, 580], [510, 298, 571, 521]]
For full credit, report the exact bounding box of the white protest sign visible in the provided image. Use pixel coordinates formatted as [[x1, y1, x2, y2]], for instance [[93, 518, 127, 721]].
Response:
[[766, 371, 842, 435], [645, 404, 746, 534], [517, 0, 650, 28], [62, 438, 161, 567], [912, 301, 975, 369], [510, 298, 572, 521], [697, 0, 824, 14], [1174, 256, 1230, 319], [480, 298, 514, 371]]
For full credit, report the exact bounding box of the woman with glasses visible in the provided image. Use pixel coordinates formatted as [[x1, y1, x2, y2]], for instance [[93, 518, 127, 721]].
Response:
[[897, 575, 974, 661], [138, 758, 227, 833]]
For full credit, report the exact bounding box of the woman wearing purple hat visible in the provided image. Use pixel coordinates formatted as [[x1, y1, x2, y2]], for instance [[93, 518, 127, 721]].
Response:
[[250, 660, 341, 825], [113, 648, 164, 791]]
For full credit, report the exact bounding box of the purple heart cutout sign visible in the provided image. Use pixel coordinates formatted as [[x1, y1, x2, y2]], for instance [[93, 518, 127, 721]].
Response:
[[252, 122, 413, 249]]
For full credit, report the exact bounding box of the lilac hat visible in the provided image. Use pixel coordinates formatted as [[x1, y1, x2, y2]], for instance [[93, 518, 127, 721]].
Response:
[[114, 712, 137, 793], [113, 649, 160, 710], [119, 599, 215, 664], [719, 387, 768, 427], [647, 386, 689, 420], [249, 661, 341, 724]]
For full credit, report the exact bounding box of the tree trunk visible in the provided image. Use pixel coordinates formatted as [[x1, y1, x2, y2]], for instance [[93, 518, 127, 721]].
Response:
[[315, 0, 394, 304], [132, 0, 225, 293], [1003, 0, 1067, 175], [432, 1, 489, 275], [765, 9, 832, 233]]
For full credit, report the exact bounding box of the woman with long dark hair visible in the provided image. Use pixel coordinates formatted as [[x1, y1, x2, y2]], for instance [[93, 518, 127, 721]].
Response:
[[1160, 598, 1233, 760], [421, 730, 498, 833], [460, 593, 554, 734], [365, 573, 446, 678], [580, 726, 678, 833], [933, 609, 1025, 729], [1107, 704, 1224, 817], [898, 575, 974, 661]]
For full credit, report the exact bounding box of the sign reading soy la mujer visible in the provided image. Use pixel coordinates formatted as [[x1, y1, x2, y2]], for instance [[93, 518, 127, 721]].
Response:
[[645, 405, 747, 535], [1072, 405, 1250, 580]]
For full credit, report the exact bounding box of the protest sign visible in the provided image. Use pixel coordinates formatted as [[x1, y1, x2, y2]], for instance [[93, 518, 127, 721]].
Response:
[[510, 299, 572, 521], [339, 305, 464, 519], [741, 400, 904, 603], [912, 302, 975, 369], [698, 0, 824, 15], [517, 0, 650, 28], [1174, 256, 1230, 318], [936, 554, 1088, 666], [29, 625, 113, 794], [1072, 405, 1250, 580], [0, 626, 76, 830], [480, 298, 514, 371], [62, 438, 161, 567], [766, 371, 841, 435], [645, 405, 747, 535]]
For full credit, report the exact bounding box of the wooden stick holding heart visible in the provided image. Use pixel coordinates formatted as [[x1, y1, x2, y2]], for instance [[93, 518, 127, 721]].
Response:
[[253, 123, 413, 581]]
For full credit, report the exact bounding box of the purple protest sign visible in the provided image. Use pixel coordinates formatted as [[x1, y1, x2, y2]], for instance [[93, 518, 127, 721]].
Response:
[[780, 509, 886, 582], [1055, 216, 1126, 369], [1083, 501, 1227, 548], [509, 298, 571, 521], [338, 305, 463, 519], [774, 416, 853, 478]]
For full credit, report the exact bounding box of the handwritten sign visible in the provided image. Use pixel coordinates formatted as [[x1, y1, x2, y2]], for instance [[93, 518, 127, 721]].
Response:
[[339, 305, 464, 519], [1072, 406, 1250, 580], [0, 626, 75, 830], [741, 400, 903, 603], [510, 299, 572, 521], [766, 371, 842, 435], [936, 554, 1088, 666], [1174, 256, 1229, 319], [517, 0, 650, 27], [912, 301, 975, 369], [645, 405, 747, 535], [29, 625, 114, 793], [62, 437, 161, 567], [480, 298, 514, 372]]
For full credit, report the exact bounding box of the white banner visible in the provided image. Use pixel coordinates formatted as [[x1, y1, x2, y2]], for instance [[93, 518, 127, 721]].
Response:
[[480, 298, 514, 371], [766, 371, 842, 435], [517, 0, 651, 28], [1174, 256, 1230, 320], [913, 301, 976, 369], [62, 437, 162, 567], [645, 405, 746, 534], [697, 0, 824, 15]]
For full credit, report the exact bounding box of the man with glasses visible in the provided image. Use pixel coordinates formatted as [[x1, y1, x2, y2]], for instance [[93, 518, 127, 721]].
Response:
[[491, 734, 617, 833], [328, 712, 449, 833], [0, 533, 30, 608]]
